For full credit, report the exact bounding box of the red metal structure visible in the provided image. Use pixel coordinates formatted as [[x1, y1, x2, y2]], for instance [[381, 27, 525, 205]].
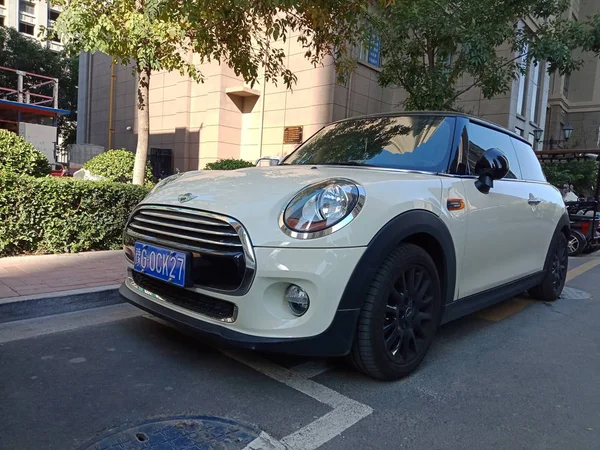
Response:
[[0, 65, 69, 161]]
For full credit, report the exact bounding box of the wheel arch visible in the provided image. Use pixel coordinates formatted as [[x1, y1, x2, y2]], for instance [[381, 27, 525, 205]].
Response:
[[338, 209, 457, 312], [543, 212, 571, 269]]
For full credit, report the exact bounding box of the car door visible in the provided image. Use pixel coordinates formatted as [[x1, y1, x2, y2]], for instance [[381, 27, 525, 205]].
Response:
[[511, 137, 564, 269], [458, 122, 540, 298]]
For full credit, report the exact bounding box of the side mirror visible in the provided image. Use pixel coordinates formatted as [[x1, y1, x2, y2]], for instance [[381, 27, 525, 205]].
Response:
[[474, 148, 509, 194], [256, 156, 281, 167]]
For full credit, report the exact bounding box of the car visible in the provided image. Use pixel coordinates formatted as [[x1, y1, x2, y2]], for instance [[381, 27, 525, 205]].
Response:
[[120, 112, 569, 380], [49, 163, 68, 177]]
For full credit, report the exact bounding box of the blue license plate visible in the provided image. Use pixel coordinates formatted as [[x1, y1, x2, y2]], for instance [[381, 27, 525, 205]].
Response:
[[133, 242, 189, 287]]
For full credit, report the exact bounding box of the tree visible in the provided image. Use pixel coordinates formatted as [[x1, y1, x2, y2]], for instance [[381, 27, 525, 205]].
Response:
[[52, 0, 367, 185], [367, 0, 600, 111], [542, 160, 599, 197], [0, 27, 78, 149]]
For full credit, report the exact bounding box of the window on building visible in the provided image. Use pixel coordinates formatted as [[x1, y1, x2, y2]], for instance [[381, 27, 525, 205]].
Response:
[[49, 10, 60, 22], [0, 0, 5, 6], [19, 22, 34, 35], [357, 34, 381, 68], [563, 74, 570, 97], [20, 1, 35, 15], [0, 17, 4, 28], [516, 43, 529, 117], [514, 127, 524, 137], [530, 61, 545, 125], [467, 122, 522, 179]]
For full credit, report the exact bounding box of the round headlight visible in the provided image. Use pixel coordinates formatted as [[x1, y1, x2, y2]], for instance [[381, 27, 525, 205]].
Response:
[[281, 179, 364, 237]]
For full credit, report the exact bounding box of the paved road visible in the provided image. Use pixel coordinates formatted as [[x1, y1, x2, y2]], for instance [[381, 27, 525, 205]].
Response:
[[1, 256, 599, 450]]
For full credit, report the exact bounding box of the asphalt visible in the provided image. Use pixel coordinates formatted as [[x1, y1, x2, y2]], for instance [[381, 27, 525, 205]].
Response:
[[1, 256, 599, 450]]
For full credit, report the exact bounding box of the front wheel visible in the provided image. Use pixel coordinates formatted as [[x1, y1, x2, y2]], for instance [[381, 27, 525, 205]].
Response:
[[528, 233, 568, 302], [348, 243, 442, 380]]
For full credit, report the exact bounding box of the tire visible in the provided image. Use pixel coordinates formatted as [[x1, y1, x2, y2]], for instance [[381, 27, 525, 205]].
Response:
[[567, 230, 585, 256], [348, 243, 443, 380], [528, 233, 568, 302]]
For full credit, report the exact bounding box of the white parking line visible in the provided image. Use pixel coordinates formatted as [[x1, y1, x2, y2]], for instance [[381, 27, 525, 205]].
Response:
[[226, 350, 373, 450]]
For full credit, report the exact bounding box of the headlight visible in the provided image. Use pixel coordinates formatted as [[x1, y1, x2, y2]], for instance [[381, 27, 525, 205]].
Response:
[[148, 173, 183, 195], [281, 179, 364, 238]]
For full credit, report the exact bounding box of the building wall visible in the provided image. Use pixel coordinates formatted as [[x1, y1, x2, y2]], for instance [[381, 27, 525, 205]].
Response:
[[1, 1, 62, 51], [546, 0, 600, 150]]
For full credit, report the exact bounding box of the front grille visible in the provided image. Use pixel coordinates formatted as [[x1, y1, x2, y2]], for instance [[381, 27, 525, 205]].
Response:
[[127, 206, 242, 256], [125, 205, 253, 292], [132, 272, 237, 322]]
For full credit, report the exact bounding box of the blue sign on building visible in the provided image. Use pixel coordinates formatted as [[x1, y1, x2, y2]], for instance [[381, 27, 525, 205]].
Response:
[[368, 36, 381, 67]]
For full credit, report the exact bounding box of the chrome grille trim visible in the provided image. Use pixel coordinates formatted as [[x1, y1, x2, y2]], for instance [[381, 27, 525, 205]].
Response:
[[134, 216, 238, 237], [138, 210, 230, 227], [128, 222, 243, 247], [128, 205, 245, 250]]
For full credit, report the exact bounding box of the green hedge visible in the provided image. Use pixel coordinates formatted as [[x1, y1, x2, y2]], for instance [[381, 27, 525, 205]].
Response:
[[0, 129, 49, 177], [0, 172, 149, 256], [204, 158, 255, 170], [83, 149, 154, 185]]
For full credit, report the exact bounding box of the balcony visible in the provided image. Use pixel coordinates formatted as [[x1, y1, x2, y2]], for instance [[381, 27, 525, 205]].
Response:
[[19, 13, 35, 25], [48, 41, 63, 52]]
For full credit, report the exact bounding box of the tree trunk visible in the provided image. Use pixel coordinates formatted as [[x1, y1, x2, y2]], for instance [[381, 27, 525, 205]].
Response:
[[133, 67, 150, 185]]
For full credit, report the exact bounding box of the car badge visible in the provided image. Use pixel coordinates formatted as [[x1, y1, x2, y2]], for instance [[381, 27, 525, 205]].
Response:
[[178, 193, 197, 203]]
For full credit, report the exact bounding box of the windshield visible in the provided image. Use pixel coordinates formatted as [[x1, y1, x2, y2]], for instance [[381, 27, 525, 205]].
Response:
[[282, 115, 455, 172]]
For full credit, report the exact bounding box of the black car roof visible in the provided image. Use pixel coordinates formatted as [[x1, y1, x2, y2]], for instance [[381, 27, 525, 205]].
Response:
[[332, 111, 532, 147]]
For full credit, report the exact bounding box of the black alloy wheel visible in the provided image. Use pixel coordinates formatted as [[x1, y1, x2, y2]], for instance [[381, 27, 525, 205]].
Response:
[[528, 233, 569, 302], [383, 265, 436, 364], [551, 234, 568, 292], [349, 243, 442, 380]]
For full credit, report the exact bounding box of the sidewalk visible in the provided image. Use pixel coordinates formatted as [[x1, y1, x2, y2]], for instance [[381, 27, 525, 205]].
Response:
[[0, 251, 126, 299]]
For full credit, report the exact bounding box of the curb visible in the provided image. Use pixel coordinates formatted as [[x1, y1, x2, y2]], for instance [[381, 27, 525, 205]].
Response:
[[0, 285, 123, 324]]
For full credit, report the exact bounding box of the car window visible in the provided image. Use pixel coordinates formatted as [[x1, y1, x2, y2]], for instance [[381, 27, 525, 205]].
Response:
[[282, 115, 456, 173], [511, 138, 546, 182], [467, 122, 522, 179]]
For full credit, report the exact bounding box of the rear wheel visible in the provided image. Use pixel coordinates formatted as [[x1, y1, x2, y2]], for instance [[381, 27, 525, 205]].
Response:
[[568, 230, 585, 256], [528, 233, 568, 302], [348, 244, 442, 380]]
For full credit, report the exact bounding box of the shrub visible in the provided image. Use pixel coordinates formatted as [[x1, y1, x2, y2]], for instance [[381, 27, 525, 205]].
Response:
[[204, 158, 255, 170], [0, 172, 149, 256], [83, 149, 154, 185], [0, 129, 49, 177]]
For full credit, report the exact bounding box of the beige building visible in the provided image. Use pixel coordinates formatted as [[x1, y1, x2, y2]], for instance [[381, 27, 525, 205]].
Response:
[[0, 1, 62, 51], [546, 0, 600, 150], [77, 19, 556, 172]]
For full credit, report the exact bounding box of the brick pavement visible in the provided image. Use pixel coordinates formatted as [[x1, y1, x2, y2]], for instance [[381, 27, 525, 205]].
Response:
[[0, 250, 126, 299]]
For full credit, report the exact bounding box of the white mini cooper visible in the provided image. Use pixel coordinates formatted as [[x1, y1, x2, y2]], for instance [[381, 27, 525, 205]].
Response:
[[121, 113, 569, 380]]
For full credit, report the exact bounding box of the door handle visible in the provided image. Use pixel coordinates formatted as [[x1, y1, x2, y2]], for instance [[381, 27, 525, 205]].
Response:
[[528, 197, 542, 205]]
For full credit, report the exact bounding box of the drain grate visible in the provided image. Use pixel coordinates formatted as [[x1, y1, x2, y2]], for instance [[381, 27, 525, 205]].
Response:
[[79, 416, 259, 449]]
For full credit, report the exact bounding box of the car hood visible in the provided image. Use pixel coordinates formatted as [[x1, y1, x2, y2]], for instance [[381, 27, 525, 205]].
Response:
[[141, 165, 443, 247]]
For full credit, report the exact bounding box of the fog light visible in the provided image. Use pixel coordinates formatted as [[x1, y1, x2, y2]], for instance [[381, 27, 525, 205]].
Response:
[[286, 284, 310, 316]]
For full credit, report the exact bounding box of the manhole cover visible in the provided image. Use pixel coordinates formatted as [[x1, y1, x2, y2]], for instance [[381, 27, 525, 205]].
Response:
[[79, 416, 259, 450], [560, 287, 591, 300]]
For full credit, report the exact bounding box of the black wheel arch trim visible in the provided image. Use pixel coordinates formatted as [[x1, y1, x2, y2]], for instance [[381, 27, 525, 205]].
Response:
[[337, 209, 457, 311], [543, 213, 570, 272]]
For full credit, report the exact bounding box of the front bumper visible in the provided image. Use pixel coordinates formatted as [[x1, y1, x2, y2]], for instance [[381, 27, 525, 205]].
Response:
[[121, 246, 366, 356]]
